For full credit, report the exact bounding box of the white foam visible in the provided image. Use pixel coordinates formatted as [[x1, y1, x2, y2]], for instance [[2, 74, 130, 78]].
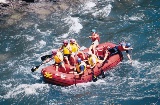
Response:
[[61, 33, 69, 38], [123, 13, 145, 21], [62, 16, 83, 36], [0, 0, 8, 3], [80, 46, 87, 50], [92, 4, 112, 17], [39, 40, 46, 48], [5, 46, 10, 51], [3, 83, 49, 99], [25, 35, 35, 41], [84, 1, 96, 10], [131, 60, 151, 69], [35, 24, 52, 36], [32, 40, 46, 50]]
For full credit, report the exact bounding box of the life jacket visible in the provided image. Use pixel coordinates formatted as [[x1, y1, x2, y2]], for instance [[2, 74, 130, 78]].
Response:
[[91, 33, 100, 42], [117, 42, 126, 51], [53, 52, 63, 63], [76, 61, 86, 73], [70, 43, 79, 53], [88, 54, 98, 66], [62, 45, 71, 54]]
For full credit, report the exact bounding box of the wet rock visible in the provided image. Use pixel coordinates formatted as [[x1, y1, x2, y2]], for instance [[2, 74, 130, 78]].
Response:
[[58, 2, 69, 11], [0, 0, 87, 26]]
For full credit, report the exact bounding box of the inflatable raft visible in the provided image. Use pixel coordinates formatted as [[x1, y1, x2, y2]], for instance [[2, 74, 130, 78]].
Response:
[[41, 42, 123, 86]]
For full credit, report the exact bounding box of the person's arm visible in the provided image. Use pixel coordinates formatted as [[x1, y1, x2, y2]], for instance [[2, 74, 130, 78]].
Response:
[[75, 42, 80, 48], [122, 45, 133, 50], [58, 46, 63, 51], [90, 58, 96, 68], [103, 50, 109, 62], [67, 45, 72, 53], [126, 53, 132, 60], [43, 57, 52, 64]]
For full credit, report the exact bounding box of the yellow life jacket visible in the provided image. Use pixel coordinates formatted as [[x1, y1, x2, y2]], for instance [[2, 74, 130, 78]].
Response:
[[88, 54, 98, 66], [70, 43, 79, 53], [76, 61, 86, 73], [62, 45, 71, 54], [53, 52, 63, 63]]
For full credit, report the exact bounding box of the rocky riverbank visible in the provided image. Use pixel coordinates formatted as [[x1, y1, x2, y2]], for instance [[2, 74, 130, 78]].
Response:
[[0, 0, 86, 28]]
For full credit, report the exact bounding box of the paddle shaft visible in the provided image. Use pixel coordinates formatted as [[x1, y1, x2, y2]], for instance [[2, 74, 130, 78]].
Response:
[[31, 63, 43, 72]]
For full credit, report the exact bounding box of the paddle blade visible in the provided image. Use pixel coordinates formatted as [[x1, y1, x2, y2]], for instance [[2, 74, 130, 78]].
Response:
[[92, 75, 97, 82], [101, 71, 105, 78], [31, 65, 39, 72], [41, 54, 52, 61]]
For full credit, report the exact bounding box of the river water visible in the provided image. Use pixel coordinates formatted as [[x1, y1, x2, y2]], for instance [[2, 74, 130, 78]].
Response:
[[0, 0, 160, 105]]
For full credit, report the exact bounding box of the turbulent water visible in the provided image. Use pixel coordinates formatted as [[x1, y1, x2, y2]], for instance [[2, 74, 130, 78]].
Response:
[[0, 0, 160, 105]]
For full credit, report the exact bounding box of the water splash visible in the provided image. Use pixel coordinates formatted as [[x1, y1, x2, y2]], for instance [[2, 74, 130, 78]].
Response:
[[83, 1, 96, 11], [2, 83, 49, 99], [66, 16, 83, 33], [92, 4, 112, 18]]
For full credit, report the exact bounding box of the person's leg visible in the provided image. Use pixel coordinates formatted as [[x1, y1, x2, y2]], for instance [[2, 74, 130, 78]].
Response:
[[61, 62, 66, 72], [92, 44, 96, 55], [89, 44, 93, 54], [70, 54, 76, 66], [64, 56, 70, 65], [55, 65, 58, 71]]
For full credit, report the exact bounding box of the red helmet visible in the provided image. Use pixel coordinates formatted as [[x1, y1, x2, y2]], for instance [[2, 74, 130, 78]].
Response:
[[52, 49, 57, 55], [70, 39, 75, 43], [63, 40, 68, 44]]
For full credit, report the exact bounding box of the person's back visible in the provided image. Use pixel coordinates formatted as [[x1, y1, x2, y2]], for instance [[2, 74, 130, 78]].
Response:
[[75, 58, 86, 75], [88, 53, 98, 67], [59, 40, 72, 65], [53, 51, 63, 63], [70, 39, 79, 53], [44, 49, 66, 72], [62, 44, 71, 55]]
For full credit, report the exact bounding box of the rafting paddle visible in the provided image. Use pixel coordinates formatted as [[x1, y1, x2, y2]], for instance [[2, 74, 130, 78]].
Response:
[[31, 63, 43, 72], [91, 67, 97, 82], [41, 54, 52, 61]]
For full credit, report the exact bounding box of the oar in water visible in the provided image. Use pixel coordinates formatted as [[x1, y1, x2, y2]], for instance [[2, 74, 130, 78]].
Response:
[[31, 63, 43, 72], [91, 67, 97, 82]]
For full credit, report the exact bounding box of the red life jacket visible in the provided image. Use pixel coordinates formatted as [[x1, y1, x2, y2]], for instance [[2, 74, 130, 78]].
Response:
[[117, 43, 126, 51], [91, 33, 100, 42]]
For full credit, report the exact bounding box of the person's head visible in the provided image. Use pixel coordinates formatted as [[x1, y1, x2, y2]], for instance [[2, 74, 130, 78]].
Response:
[[91, 29, 96, 33], [63, 40, 68, 46], [77, 58, 81, 64], [52, 49, 57, 55], [70, 39, 76, 44], [126, 43, 131, 48]]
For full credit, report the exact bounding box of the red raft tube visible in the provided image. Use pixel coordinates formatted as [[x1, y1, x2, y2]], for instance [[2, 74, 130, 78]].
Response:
[[41, 42, 123, 86]]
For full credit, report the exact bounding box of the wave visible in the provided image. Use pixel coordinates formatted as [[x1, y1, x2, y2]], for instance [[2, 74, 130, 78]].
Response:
[[1, 83, 49, 99]]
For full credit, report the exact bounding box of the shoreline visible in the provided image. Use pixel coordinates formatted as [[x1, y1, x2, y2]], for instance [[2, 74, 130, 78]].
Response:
[[0, 0, 86, 28]]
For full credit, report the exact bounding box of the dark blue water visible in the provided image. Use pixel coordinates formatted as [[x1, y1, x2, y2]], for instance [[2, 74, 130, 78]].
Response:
[[0, 0, 160, 105]]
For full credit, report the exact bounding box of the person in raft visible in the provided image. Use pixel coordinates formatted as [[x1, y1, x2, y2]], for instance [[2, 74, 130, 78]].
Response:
[[87, 52, 102, 69], [59, 40, 72, 65], [43, 49, 66, 72], [73, 58, 87, 75], [69, 39, 85, 65], [88, 29, 100, 55]]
